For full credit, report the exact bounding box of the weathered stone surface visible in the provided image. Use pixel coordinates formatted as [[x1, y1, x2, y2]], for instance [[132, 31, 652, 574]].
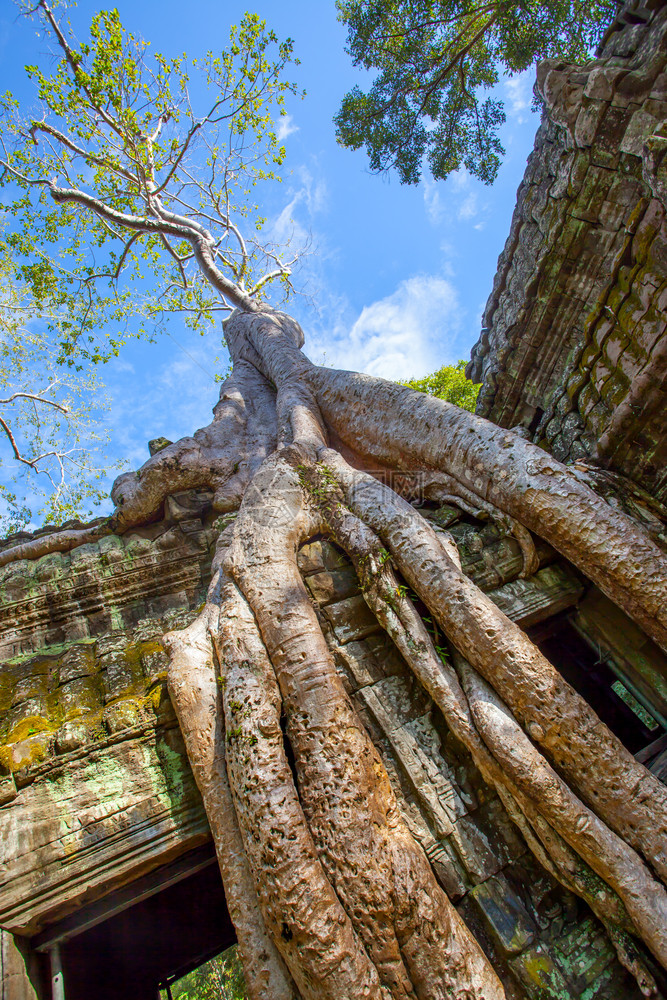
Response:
[[321, 593, 380, 644], [0, 510, 216, 660], [0, 725, 209, 936], [0, 495, 215, 938], [469, 2, 667, 503], [304, 566, 358, 605], [486, 565, 585, 628], [0, 930, 43, 999], [470, 874, 536, 955]]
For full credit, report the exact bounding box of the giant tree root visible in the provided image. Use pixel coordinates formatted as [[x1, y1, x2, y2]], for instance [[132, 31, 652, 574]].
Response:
[[297, 459, 667, 978], [224, 449, 506, 1000], [3, 304, 667, 997], [223, 306, 667, 652], [0, 520, 113, 569], [163, 567, 300, 1000], [458, 660, 667, 968], [215, 574, 385, 1000], [323, 452, 667, 886]]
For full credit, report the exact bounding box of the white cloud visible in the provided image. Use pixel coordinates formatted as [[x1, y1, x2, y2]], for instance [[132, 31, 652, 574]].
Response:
[[422, 167, 482, 225], [276, 114, 299, 142], [505, 71, 533, 124], [423, 177, 444, 225], [268, 163, 328, 253], [458, 192, 478, 221], [296, 164, 327, 216], [312, 275, 465, 381], [448, 168, 479, 221], [451, 168, 471, 192]]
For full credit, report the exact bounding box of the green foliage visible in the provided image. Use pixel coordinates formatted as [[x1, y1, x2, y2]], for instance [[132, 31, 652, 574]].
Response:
[[164, 944, 248, 1000], [0, 2, 303, 365], [400, 359, 480, 411], [335, 0, 617, 184]]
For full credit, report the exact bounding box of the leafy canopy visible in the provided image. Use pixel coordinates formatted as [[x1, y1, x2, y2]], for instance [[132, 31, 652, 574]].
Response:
[[335, 0, 617, 185], [400, 360, 480, 411], [0, 1, 303, 366]]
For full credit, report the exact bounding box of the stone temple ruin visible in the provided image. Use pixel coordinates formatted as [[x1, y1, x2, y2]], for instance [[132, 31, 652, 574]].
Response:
[[2, 2, 667, 998]]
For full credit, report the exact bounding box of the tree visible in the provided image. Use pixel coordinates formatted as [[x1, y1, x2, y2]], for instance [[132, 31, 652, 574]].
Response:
[[0, 3, 302, 363], [334, 0, 618, 184], [170, 945, 248, 1000], [400, 359, 480, 411], [0, 256, 113, 534], [1, 5, 667, 1000]]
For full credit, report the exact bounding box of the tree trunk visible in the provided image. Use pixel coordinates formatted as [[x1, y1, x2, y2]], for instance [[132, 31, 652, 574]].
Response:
[[5, 304, 667, 998]]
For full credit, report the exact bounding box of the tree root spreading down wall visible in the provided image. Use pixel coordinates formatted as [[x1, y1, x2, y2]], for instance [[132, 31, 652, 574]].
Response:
[[3, 307, 667, 1000]]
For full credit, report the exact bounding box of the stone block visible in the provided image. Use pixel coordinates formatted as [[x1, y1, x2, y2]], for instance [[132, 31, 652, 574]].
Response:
[[486, 564, 584, 628], [96, 632, 130, 657], [333, 634, 404, 691], [57, 642, 98, 684], [141, 646, 168, 684], [321, 595, 379, 644], [0, 770, 17, 805], [103, 699, 142, 734], [58, 675, 103, 718], [166, 490, 212, 522], [320, 540, 349, 572], [567, 152, 590, 198], [574, 100, 606, 147], [424, 838, 470, 900], [2, 698, 50, 744], [133, 618, 167, 643], [620, 108, 660, 155], [305, 567, 358, 605], [296, 539, 325, 575], [508, 945, 571, 999], [363, 676, 431, 730], [470, 873, 536, 955], [449, 811, 505, 884], [100, 650, 144, 701], [583, 67, 617, 102], [11, 668, 49, 707], [56, 719, 95, 754], [32, 551, 68, 584], [9, 732, 52, 773]]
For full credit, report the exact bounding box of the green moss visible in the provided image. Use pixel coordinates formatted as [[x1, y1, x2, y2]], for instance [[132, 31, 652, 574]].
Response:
[[5, 713, 55, 745]]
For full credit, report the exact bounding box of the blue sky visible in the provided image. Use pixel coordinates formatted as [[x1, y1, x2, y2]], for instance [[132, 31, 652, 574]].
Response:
[[0, 0, 540, 519]]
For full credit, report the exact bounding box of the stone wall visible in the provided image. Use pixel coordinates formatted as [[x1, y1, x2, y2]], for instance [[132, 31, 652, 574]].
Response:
[[468, 0, 667, 503], [0, 493, 217, 936], [1, 489, 665, 998]]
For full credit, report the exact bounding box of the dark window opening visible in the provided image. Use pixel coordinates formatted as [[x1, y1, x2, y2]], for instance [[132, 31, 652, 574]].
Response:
[[37, 846, 237, 1000], [528, 615, 664, 756]]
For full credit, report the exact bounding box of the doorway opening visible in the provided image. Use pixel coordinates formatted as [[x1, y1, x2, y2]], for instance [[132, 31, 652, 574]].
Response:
[[528, 614, 665, 759], [159, 942, 248, 999], [34, 845, 238, 1000]]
